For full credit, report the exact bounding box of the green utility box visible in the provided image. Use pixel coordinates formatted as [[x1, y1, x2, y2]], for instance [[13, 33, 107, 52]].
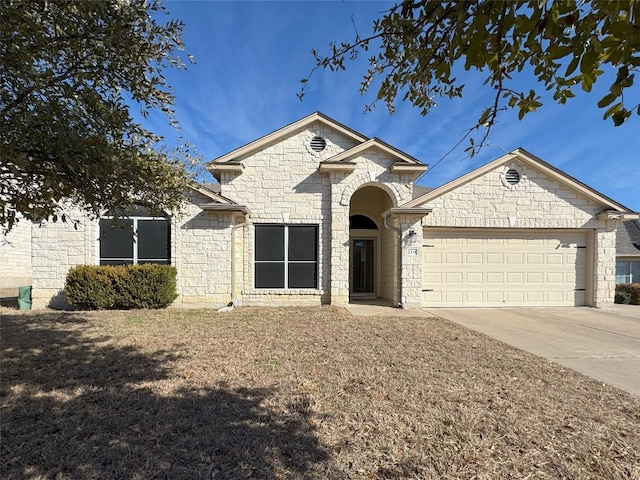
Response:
[[18, 286, 32, 310]]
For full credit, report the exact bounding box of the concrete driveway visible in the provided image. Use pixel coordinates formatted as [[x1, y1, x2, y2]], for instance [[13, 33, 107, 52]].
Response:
[[423, 306, 640, 396]]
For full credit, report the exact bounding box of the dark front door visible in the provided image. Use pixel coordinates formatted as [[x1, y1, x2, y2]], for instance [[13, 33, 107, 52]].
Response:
[[351, 239, 375, 296]]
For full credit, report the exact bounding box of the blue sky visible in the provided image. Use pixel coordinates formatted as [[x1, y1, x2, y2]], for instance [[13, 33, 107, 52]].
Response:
[[143, 0, 639, 211]]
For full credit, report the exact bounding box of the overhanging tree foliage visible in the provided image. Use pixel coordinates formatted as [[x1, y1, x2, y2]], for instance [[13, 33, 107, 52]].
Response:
[[1, 0, 196, 233], [301, 0, 639, 154]]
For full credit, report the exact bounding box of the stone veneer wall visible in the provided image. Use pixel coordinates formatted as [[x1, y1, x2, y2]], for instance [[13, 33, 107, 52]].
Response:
[[174, 192, 235, 305], [418, 161, 618, 308], [31, 208, 98, 309], [29, 190, 237, 309], [379, 222, 397, 303], [217, 121, 417, 306], [0, 217, 33, 293]]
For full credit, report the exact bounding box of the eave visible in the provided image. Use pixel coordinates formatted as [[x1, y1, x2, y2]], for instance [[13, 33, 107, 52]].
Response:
[[390, 163, 428, 179], [383, 207, 432, 217], [596, 211, 640, 221], [319, 161, 357, 174], [208, 162, 245, 182], [200, 203, 251, 215]]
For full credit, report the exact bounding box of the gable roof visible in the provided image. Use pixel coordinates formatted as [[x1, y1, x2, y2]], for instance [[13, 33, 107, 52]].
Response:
[[617, 220, 640, 257], [403, 147, 635, 212], [324, 137, 424, 165], [210, 112, 369, 165]]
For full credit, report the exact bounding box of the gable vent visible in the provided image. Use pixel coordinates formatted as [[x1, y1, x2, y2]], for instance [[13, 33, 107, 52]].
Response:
[[310, 136, 326, 152], [505, 168, 521, 185]]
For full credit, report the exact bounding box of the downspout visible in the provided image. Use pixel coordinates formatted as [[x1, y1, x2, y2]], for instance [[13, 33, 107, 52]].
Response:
[[231, 213, 250, 304], [383, 214, 403, 308]]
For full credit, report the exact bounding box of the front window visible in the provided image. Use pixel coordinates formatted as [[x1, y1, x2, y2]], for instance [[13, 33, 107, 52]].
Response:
[[254, 224, 318, 289], [616, 261, 640, 284], [99, 205, 170, 265]]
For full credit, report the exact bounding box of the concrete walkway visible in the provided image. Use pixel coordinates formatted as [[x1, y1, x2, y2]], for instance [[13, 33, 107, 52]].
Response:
[[346, 303, 640, 396]]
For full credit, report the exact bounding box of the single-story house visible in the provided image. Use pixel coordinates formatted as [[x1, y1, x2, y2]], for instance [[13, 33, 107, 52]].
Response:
[[1, 112, 638, 309], [616, 219, 640, 284]]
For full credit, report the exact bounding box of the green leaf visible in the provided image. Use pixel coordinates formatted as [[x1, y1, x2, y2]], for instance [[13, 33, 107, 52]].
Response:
[[597, 93, 617, 108], [603, 102, 622, 119]]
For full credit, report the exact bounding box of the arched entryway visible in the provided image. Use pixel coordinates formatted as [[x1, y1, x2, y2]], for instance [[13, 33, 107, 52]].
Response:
[[349, 185, 396, 303]]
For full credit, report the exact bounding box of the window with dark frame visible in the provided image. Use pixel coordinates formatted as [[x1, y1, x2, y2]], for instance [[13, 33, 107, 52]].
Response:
[[99, 206, 170, 265], [255, 224, 318, 289]]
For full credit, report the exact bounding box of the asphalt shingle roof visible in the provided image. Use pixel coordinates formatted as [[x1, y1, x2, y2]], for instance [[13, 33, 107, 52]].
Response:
[[617, 220, 640, 257]]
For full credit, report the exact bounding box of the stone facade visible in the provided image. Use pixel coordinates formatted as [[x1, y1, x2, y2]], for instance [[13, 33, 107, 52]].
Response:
[[0, 217, 33, 294], [415, 159, 622, 308], [29, 191, 237, 309], [15, 114, 632, 310]]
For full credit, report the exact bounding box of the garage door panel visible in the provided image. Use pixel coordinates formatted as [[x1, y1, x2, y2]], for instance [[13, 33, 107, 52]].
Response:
[[526, 291, 544, 303], [422, 229, 588, 307], [423, 272, 442, 283], [527, 253, 544, 264], [485, 291, 503, 303], [486, 272, 503, 283], [526, 272, 544, 283], [506, 253, 524, 264], [445, 272, 463, 283], [486, 253, 503, 263], [423, 252, 441, 263], [546, 272, 564, 283], [465, 291, 483, 303], [465, 272, 483, 283], [546, 253, 564, 264], [505, 292, 524, 303], [466, 253, 483, 263], [445, 252, 463, 264], [506, 272, 523, 283], [445, 292, 463, 303]]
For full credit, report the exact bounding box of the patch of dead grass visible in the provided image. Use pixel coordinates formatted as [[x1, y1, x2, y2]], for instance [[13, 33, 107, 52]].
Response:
[[2, 306, 639, 479]]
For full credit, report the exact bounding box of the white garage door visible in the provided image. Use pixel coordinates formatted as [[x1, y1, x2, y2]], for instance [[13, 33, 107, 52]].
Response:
[[422, 229, 588, 307]]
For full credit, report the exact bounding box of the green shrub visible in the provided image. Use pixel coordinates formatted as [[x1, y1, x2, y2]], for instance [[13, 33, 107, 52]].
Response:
[[615, 283, 640, 305], [615, 290, 631, 305], [65, 264, 178, 310]]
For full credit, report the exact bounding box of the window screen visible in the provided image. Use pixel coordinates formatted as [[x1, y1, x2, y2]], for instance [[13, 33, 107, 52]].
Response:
[[100, 219, 133, 263], [137, 219, 170, 263], [99, 208, 170, 266], [255, 224, 318, 289], [289, 226, 318, 261], [255, 225, 284, 261]]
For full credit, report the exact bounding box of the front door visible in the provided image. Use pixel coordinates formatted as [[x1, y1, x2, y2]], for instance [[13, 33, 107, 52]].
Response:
[[351, 238, 375, 297]]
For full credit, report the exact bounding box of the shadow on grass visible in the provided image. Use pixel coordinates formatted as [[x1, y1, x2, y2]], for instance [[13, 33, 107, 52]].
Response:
[[1, 312, 334, 479]]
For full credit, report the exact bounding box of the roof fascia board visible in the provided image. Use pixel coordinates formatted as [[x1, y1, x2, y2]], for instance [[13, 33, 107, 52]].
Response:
[[210, 112, 368, 164], [382, 207, 432, 217], [209, 162, 245, 182], [319, 161, 357, 174], [596, 211, 640, 220], [200, 203, 251, 215]]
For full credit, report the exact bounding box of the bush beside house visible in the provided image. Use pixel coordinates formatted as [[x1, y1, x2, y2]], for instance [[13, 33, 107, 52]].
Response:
[[65, 265, 178, 310], [614, 284, 640, 305]]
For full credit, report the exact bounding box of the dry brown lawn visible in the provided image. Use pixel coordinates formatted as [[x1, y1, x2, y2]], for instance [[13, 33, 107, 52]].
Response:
[[2, 306, 639, 479]]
